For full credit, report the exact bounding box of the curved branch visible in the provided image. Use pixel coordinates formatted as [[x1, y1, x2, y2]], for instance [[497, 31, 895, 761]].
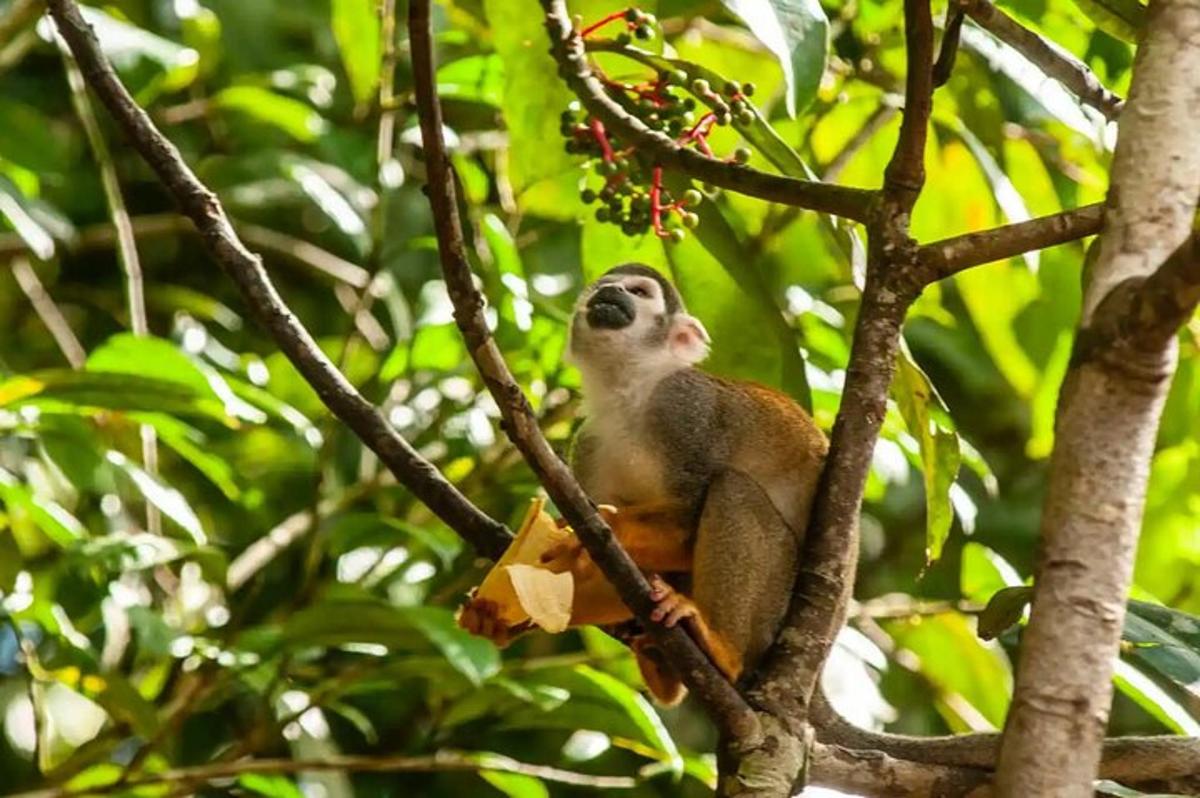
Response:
[[538, 0, 876, 222], [815, 699, 1200, 794], [917, 203, 1104, 281], [408, 0, 757, 744], [45, 0, 511, 561], [963, 0, 1124, 122]]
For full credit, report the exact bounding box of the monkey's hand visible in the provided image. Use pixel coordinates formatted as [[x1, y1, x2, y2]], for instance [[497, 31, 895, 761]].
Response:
[[648, 575, 743, 682], [457, 594, 533, 647]]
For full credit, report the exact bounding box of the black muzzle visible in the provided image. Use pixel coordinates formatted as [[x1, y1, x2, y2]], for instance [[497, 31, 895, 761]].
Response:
[[586, 285, 635, 329]]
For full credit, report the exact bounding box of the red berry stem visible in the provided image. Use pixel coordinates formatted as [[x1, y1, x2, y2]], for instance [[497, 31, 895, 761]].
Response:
[[650, 166, 665, 237], [589, 117, 616, 162], [580, 9, 633, 38]]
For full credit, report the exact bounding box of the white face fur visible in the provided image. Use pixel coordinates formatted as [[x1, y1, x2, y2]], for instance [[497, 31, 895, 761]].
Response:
[[567, 271, 710, 400]]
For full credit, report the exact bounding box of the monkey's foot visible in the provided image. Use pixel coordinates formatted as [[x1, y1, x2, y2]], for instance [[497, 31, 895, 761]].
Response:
[[457, 595, 532, 647], [648, 575, 698, 627]]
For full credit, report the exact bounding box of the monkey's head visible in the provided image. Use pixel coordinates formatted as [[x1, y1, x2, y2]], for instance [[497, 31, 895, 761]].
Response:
[[568, 264, 710, 382]]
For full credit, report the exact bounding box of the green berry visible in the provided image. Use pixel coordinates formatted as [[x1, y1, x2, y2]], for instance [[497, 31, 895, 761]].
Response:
[[623, 7, 639, 22], [730, 99, 746, 114], [600, 160, 619, 175], [733, 147, 751, 164], [634, 24, 652, 39], [681, 211, 699, 229], [668, 229, 686, 243], [736, 109, 755, 126], [682, 98, 697, 111], [615, 31, 632, 45], [742, 82, 756, 97], [581, 188, 597, 204], [682, 188, 702, 206], [691, 78, 710, 95], [596, 207, 610, 222], [668, 69, 688, 85], [724, 81, 742, 97]]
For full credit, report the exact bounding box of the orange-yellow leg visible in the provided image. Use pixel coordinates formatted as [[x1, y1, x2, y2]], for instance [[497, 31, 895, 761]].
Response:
[[648, 575, 743, 683]]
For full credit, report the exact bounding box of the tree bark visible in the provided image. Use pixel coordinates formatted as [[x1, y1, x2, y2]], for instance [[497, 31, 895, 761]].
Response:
[[994, 0, 1200, 794]]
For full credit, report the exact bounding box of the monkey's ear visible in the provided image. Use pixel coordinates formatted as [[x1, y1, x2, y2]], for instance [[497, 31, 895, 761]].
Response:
[[669, 314, 710, 364]]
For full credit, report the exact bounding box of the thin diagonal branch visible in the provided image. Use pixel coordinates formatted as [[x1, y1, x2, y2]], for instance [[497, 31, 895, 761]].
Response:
[[45, 0, 511, 561], [60, 37, 162, 534], [539, 0, 876, 222], [10, 257, 87, 369], [964, 0, 1124, 121], [409, 0, 757, 744], [918, 202, 1104, 281]]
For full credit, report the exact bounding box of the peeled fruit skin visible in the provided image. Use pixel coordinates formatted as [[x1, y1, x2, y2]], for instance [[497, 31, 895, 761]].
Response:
[[458, 498, 575, 641]]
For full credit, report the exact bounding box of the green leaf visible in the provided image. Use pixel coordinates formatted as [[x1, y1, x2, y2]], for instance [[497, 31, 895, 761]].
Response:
[[0, 468, 85, 548], [1122, 600, 1200, 706], [481, 771, 550, 798], [438, 55, 506, 108], [277, 601, 500, 684], [719, 0, 830, 116], [892, 343, 962, 563], [239, 775, 304, 798], [331, 0, 381, 106], [0, 100, 71, 173], [405, 606, 502, 686], [503, 665, 681, 772], [484, 0, 581, 216], [886, 613, 1012, 730], [106, 450, 208, 545], [213, 86, 329, 142], [0, 371, 231, 423], [1113, 659, 1200, 735], [81, 6, 200, 101], [1069, 0, 1146, 43], [960, 542, 1023, 605], [976, 586, 1033, 641]]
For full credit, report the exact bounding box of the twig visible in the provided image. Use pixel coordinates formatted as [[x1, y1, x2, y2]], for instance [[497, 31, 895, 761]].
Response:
[[409, 0, 757, 744], [917, 203, 1104, 281], [59, 38, 161, 535], [10, 257, 86, 368], [932, 6, 965, 88], [539, 0, 876, 222], [963, 0, 1123, 121], [2, 750, 637, 798], [45, 0, 512, 561], [0, 214, 373, 289]]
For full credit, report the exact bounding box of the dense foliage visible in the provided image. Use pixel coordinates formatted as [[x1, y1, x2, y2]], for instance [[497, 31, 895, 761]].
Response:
[[0, 0, 1196, 795]]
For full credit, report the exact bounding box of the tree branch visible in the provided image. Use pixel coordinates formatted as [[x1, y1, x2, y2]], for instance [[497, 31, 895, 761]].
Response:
[[408, 0, 757, 744], [4, 750, 637, 798], [917, 203, 1104, 281], [963, 0, 1124, 122], [814, 697, 1200, 794], [995, 0, 1200, 790], [1079, 231, 1200, 356], [750, 0, 935, 743], [538, 0, 876, 222], [45, 0, 511, 562]]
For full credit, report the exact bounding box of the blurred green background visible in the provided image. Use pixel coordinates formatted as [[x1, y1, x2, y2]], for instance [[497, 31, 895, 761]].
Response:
[[0, 0, 1195, 795]]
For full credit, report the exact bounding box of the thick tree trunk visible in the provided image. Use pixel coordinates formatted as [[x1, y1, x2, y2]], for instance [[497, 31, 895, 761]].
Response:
[[994, 0, 1200, 794]]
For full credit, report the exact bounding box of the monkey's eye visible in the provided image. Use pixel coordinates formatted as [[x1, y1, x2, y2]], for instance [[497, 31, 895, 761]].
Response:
[[629, 285, 650, 298]]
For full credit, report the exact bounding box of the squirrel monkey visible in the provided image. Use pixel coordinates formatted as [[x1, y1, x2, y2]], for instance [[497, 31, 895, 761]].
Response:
[[461, 264, 826, 704]]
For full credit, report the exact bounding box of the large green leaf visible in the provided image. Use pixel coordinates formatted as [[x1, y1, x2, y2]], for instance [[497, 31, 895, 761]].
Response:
[[0, 371, 232, 423], [719, 0, 829, 116], [892, 342, 962, 564], [213, 86, 329, 142], [331, 0, 381, 106], [276, 601, 500, 685]]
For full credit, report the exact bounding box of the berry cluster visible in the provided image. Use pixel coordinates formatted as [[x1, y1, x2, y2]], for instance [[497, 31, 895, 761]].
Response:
[[561, 8, 758, 242]]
